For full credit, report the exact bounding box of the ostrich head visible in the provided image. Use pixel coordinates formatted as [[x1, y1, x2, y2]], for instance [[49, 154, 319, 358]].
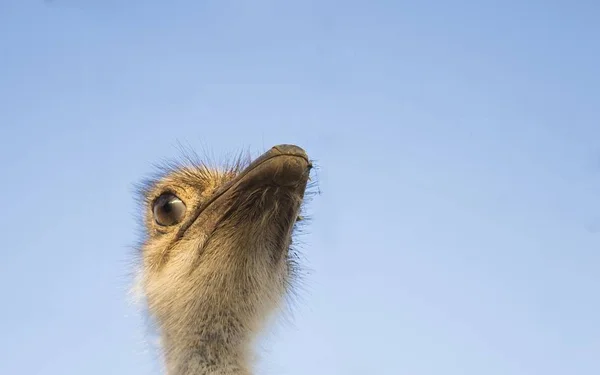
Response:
[[135, 144, 313, 375]]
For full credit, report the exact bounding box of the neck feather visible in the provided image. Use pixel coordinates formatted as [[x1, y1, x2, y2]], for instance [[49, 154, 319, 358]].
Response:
[[161, 311, 253, 375]]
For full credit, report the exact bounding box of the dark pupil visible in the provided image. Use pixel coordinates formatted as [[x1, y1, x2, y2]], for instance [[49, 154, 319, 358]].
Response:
[[162, 201, 174, 213]]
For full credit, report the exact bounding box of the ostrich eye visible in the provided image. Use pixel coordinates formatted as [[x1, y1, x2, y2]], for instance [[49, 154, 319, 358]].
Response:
[[153, 193, 186, 226]]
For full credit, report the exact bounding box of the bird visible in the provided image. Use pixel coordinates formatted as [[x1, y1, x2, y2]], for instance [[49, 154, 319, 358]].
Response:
[[133, 144, 314, 375]]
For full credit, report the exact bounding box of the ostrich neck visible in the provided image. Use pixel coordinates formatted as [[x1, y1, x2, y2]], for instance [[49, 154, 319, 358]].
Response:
[[161, 312, 252, 375]]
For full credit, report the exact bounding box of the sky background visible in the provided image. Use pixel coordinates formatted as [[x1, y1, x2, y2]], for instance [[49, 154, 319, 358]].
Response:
[[1, 1, 599, 374]]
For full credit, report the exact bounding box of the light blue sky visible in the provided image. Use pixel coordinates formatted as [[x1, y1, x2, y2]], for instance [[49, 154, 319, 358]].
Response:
[[1, 1, 599, 374]]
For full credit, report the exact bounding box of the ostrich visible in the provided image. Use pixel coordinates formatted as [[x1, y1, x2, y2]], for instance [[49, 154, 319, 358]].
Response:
[[135, 144, 313, 375]]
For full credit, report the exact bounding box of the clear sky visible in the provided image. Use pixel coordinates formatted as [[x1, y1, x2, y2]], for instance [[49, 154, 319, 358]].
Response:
[[1, 1, 599, 374]]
